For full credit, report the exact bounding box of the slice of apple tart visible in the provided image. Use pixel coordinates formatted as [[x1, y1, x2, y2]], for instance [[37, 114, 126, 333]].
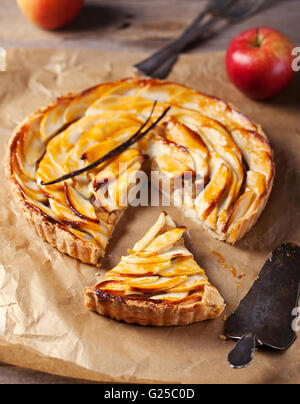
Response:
[[84, 212, 225, 326]]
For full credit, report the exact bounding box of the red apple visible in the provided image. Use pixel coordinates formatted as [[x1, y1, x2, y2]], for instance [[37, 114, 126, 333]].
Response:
[[17, 0, 85, 30], [226, 28, 295, 100]]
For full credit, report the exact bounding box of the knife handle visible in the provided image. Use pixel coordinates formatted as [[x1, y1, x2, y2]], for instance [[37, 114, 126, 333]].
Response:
[[228, 333, 257, 369]]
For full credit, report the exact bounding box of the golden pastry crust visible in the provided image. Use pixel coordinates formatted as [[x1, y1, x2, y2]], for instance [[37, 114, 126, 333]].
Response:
[[7, 78, 275, 266], [84, 284, 225, 326]]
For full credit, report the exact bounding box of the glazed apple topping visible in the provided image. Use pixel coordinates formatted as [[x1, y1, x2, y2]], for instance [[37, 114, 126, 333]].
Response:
[[10, 78, 274, 260], [96, 212, 211, 303]]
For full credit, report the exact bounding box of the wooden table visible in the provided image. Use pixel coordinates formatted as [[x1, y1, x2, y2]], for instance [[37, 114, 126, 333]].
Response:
[[1, 0, 299, 52], [1, 0, 299, 385]]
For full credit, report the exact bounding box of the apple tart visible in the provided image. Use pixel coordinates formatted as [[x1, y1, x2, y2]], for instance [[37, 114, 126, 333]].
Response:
[[84, 212, 225, 326], [7, 78, 274, 266]]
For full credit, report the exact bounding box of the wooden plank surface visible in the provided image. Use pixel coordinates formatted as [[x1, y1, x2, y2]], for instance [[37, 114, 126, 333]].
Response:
[[1, 0, 300, 385], [0, 363, 99, 384], [0, 0, 299, 52]]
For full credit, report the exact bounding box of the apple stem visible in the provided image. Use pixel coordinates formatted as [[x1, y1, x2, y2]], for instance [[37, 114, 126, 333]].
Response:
[[253, 28, 261, 48]]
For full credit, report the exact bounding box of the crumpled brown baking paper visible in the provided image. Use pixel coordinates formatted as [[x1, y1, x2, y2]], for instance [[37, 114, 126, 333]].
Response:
[[0, 48, 299, 384]]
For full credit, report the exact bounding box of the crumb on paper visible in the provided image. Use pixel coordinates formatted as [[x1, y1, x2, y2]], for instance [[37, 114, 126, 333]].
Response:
[[219, 335, 227, 341]]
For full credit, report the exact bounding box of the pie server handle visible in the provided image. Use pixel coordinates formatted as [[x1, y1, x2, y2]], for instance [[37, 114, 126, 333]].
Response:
[[227, 333, 257, 369]]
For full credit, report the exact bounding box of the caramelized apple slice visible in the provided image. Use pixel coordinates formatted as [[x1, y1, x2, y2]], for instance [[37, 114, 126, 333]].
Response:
[[195, 158, 230, 220], [97, 280, 130, 296], [156, 154, 192, 178], [63, 82, 116, 122], [40, 98, 72, 142], [49, 199, 86, 225], [216, 170, 237, 232], [15, 138, 37, 180], [36, 140, 66, 186], [12, 152, 48, 203], [81, 139, 119, 163], [93, 149, 143, 212], [169, 274, 209, 293], [165, 119, 208, 159], [70, 116, 141, 164], [224, 190, 256, 234], [128, 276, 188, 293], [127, 276, 159, 286], [149, 139, 195, 178], [145, 227, 187, 253], [133, 212, 167, 252], [21, 115, 45, 169], [122, 254, 171, 265], [61, 115, 105, 150], [111, 260, 172, 277], [72, 175, 94, 200], [85, 81, 143, 115], [87, 94, 152, 117], [14, 172, 48, 204], [149, 292, 189, 302], [189, 149, 209, 183], [106, 161, 143, 210], [247, 171, 267, 198], [156, 246, 193, 260], [160, 257, 205, 277], [64, 183, 99, 223], [94, 149, 143, 181]]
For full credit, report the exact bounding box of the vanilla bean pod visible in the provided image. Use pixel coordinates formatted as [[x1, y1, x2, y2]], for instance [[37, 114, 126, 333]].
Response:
[[42, 102, 171, 186]]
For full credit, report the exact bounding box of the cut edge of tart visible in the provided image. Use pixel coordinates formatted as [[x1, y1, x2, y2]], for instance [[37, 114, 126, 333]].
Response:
[[6, 104, 123, 266], [7, 78, 275, 266], [84, 212, 226, 326]]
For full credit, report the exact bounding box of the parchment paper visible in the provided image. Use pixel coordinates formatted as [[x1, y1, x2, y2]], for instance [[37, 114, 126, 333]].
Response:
[[0, 48, 299, 384]]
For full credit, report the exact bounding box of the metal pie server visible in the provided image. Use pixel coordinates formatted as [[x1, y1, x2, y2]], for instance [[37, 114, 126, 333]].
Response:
[[225, 243, 300, 369]]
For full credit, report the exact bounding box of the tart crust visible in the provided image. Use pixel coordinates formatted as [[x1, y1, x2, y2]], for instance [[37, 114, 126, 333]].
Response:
[[84, 284, 225, 326]]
